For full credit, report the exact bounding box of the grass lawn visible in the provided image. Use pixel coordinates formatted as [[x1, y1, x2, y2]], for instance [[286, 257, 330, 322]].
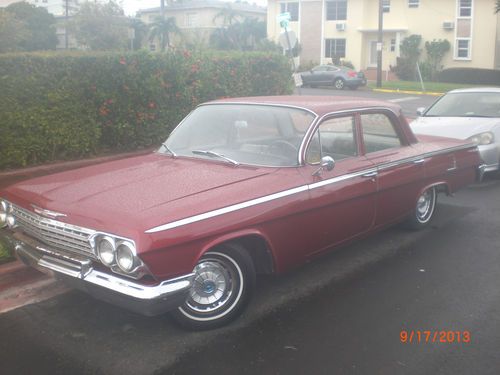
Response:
[[0, 240, 13, 263], [368, 80, 498, 93]]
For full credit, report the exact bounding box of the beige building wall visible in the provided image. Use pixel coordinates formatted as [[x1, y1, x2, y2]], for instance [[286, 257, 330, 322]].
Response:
[[267, 0, 499, 73]]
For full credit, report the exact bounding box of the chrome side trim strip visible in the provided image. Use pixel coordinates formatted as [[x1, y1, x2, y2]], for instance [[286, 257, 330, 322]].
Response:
[[146, 143, 478, 234], [145, 185, 309, 233]]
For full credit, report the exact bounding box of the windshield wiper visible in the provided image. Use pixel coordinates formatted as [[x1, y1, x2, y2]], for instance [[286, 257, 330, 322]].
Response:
[[161, 142, 176, 156], [191, 150, 239, 166]]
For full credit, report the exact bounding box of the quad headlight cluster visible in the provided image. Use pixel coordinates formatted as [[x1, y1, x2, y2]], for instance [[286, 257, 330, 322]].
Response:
[[0, 199, 16, 229], [92, 234, 145, 277]]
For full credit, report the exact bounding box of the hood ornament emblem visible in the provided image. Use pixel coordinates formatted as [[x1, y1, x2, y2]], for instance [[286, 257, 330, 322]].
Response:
[[31, 205, 67, 219]]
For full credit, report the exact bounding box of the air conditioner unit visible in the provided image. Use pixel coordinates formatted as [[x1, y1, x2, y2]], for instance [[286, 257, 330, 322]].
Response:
[[336, 23, 346, 31], [443, 21, 454, 30]]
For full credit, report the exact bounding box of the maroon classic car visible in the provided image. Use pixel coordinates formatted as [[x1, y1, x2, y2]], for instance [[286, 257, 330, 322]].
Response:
[[0, 96, 482, 329]]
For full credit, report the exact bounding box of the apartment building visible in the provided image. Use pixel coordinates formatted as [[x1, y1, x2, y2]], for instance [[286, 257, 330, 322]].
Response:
[[267, 0, 500, 73], [138, 0, 266, 50]]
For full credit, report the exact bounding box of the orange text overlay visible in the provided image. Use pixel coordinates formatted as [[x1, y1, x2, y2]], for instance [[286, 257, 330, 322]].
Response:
[[400, 330, 471, 344]]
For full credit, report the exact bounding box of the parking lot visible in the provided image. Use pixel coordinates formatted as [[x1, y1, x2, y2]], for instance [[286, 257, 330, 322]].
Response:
[[1, 89, 499, 375]]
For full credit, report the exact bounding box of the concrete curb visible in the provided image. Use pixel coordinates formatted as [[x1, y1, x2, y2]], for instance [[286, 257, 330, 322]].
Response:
[[372, 88, 444, 96], [0, 260, 68, 314]]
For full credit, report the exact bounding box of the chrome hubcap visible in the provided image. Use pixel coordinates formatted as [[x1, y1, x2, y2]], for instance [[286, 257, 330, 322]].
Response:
[[186, 260, 234, 313], [416, 189, 434, 222]]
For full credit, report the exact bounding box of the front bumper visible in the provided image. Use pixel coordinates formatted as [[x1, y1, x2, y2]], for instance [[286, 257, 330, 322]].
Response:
[[1, 229, 194, 316], [478, 143, 500, 173]]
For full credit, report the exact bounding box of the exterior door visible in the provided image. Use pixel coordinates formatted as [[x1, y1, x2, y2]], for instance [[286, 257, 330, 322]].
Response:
[[359, 111, 426, 227], [369, 41, 378, 67], [300, 114, 377, 256]]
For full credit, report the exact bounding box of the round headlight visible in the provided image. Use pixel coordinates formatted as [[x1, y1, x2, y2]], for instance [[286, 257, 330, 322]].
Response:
[[0, 200, 9, 228], [116, 242, 136, 273], [97, 237, 115, 266]]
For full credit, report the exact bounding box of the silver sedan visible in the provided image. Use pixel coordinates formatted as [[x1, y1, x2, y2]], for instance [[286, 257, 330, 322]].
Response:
[[411, 88, 500, 173]]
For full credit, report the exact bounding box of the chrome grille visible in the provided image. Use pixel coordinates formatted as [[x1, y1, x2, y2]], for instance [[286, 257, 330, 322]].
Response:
[[12, 204, 96, 258]]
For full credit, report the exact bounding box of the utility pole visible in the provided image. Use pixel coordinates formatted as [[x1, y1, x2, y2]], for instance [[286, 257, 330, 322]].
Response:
[[65, 0, 69, 49], [376, 0, 384, 88]]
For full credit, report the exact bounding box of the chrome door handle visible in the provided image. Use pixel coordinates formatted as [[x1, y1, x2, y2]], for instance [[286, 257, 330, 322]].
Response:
[[361, 171, 378, 178], [413, 158, 425, 164]]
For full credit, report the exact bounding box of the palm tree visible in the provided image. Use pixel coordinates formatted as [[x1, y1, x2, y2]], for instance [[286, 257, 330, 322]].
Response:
[[148, 15, 179, 52], [213, 4, 241, 27]]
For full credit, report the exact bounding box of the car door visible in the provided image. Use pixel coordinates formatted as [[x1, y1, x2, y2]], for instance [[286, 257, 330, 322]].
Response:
[[359, 111, 426, 227], [299, 114, 377, 256], [309, 66, 327, 84]]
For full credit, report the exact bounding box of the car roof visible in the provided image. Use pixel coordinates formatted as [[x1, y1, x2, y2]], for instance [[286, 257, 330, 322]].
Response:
[[447, 87, 500, 94], [208, 95, 401, 117]]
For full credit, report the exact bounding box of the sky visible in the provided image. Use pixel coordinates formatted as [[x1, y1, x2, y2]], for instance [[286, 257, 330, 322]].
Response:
[[121, 0, 268, 17]]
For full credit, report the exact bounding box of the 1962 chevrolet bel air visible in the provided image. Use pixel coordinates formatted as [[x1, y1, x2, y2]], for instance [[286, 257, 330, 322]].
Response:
[[0, 96, 482, 330]]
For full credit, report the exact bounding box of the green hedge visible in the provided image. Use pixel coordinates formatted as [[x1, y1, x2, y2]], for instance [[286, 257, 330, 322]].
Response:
[[438, 68, 500, 85], [0, 50, 293, 169]]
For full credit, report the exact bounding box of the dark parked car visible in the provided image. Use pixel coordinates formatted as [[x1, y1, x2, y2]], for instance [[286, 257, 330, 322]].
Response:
[[0, 96, 480, 330], [300, 65, 367, 89]]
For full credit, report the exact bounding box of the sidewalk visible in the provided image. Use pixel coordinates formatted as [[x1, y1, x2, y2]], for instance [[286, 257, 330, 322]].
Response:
[[0, 147, 155, 313]]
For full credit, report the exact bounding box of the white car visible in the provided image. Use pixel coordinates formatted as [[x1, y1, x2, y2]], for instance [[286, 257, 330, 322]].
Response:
[[411, 88, 500, 174]]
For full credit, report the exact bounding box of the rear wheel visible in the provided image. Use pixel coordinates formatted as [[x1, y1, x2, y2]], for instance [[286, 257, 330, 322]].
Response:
[[171, 243, 255, 330], [334, 78, 345, 90], [406, 187, 437, 230]]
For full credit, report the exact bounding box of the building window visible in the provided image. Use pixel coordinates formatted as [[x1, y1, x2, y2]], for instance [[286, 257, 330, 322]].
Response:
[[456, 39, 470, 59], [408, 0, 419, 8], [382, 0, 390, 12], [458, 0, 472, 17], [280, 2, 299, 22], [325, 38, 346, 58], [390, 39, 396, 52], [326, 1, 347, 21], [185, 13, 199, 27]]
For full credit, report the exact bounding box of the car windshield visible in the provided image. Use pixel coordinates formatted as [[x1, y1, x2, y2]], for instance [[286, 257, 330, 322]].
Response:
[[425, 92, 500, 118], [160, 104, 316, 167]]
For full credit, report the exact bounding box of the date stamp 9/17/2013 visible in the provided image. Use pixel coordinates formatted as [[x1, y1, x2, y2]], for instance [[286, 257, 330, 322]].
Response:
[[400, 330, 471, 344]]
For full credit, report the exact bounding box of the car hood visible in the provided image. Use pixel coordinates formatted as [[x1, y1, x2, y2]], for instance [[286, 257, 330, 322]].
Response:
[[410, 116, 500, 140], [2, 153, 278, 235]]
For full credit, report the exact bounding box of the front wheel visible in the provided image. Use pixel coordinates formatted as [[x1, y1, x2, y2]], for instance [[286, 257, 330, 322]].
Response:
[[171, 243, 255, 330], [406, 186, 437, 230]]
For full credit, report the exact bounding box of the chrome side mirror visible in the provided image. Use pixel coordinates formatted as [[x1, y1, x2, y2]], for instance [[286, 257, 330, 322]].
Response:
[[313, 156, 335, 176], [416, 107, 426, 116]]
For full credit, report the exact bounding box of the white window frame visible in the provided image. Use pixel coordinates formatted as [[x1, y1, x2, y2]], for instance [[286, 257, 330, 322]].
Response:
[[280, 2, 299, 22], [458, 0, 472, 17], [455, 38, 471, 60], [408, 0, 419, 8], [324, 38, 346, 59], [382, 0, 390, 13], [185, 12, 199, 28], [390, 39, 396, 52], [325, 0, 348, 21]]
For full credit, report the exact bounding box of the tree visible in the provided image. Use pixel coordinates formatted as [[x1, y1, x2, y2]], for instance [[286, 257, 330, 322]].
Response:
[[210, 17, 266, 51], [424, 39, 451, 81], [392, 34, 422, 81], [148, 16, 180, 52], [4, 2, 57, 51], [0, 9, 30, 53], [130, 18, 149, 50], [496, 0, 500, 13], [213, 4, 242, 27], [69, 1, 129, 50]]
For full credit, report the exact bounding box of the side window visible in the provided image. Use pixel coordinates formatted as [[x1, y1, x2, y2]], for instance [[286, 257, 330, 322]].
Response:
[[361, 113, 402, 153], [306, 116, 357, 164]]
